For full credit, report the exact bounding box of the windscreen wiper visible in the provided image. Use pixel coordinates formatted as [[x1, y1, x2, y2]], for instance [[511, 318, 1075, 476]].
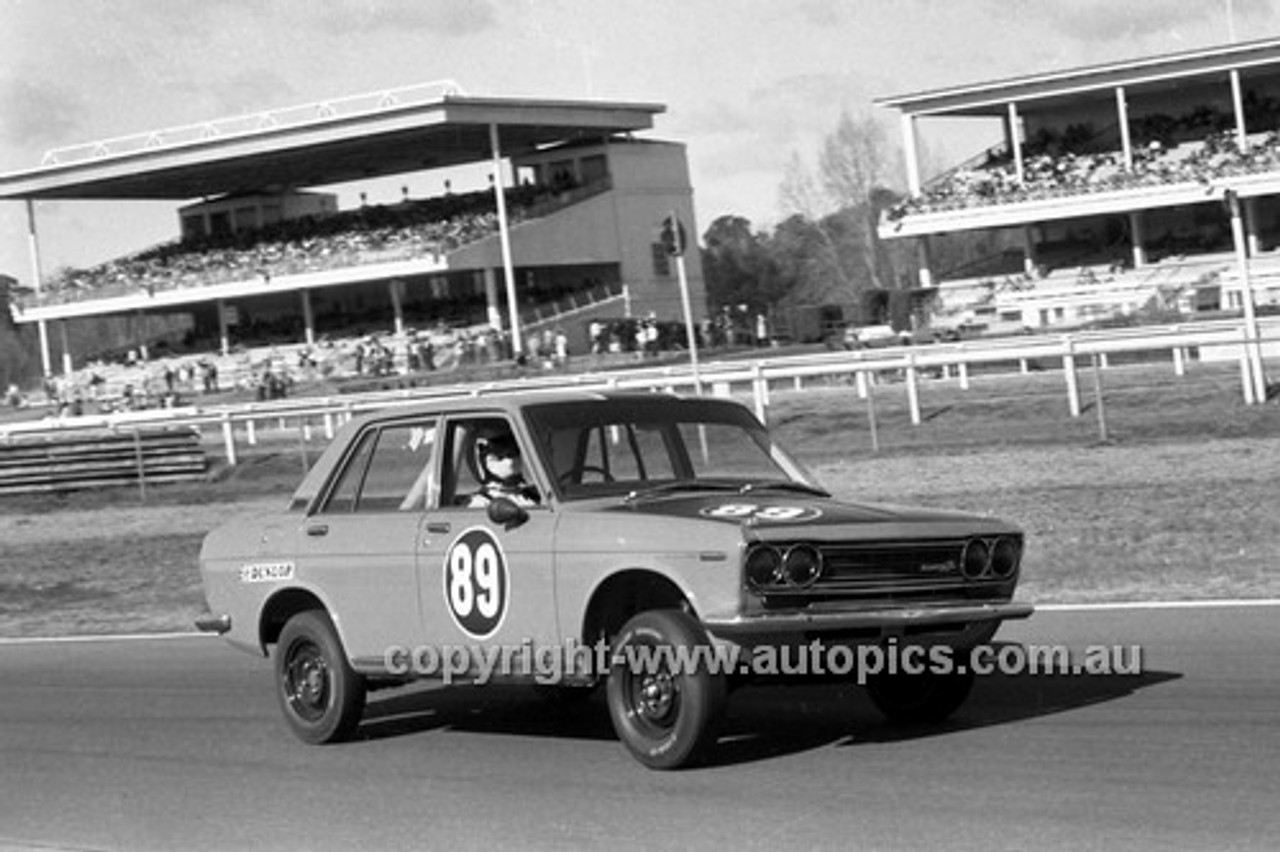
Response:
[[738, 480, 831, 498], [622, 481, 739, 505]]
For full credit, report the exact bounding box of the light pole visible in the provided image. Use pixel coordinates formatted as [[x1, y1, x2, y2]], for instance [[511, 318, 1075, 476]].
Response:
[[663, 212, 702, 395], [1224, 189, 1267, 403]]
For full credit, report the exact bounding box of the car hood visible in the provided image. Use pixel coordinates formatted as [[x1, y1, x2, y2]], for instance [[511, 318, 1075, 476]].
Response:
[[601, 490, 1016, 539]]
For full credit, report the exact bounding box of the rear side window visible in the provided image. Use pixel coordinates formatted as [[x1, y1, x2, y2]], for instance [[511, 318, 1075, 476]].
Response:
[[321, 420, 438, 513]]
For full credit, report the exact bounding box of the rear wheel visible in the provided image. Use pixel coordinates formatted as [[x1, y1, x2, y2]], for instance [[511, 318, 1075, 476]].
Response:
[[275, 610, 366, 744], [865, 667, 975, 724], [605, 609, 725, 770]]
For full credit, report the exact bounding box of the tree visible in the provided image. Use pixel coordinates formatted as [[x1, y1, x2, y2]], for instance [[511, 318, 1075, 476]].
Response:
[[777, 110, 907, 301], [700, 215, 788, 314]]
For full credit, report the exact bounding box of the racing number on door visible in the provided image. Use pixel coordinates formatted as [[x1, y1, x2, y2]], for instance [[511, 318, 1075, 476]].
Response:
[[443, 528, 509, 638]]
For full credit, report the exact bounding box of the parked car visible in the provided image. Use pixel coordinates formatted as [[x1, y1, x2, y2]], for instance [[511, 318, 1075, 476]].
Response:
[[827, 323, 908, 350], [198, 390, 1031, 769]]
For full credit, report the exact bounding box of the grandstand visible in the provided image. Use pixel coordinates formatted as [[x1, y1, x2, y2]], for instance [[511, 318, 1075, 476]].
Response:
[[0, 82, 706, 385], [876, 37, 1280, 334]]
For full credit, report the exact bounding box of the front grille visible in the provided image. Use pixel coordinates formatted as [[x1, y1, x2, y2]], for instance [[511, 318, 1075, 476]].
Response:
[[750, 537, 1017, 607]]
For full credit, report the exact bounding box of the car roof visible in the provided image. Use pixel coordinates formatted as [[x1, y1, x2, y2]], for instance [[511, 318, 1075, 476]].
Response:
[[356, 387, 703, 420], [288, 389, 751, 509]]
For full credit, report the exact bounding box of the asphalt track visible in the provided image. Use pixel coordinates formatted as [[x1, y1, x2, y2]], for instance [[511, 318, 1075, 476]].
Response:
[[1, 604, 1277, 852]]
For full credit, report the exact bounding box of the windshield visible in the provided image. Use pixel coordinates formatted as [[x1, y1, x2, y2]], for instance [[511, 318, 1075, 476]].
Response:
[[524, 397, 822, 501]]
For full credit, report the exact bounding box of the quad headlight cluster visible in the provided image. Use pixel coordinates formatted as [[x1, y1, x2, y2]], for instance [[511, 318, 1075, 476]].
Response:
[[744, 543, 824, 591], [961, 536, 1021, 581], [744, 535, 1021, 593]]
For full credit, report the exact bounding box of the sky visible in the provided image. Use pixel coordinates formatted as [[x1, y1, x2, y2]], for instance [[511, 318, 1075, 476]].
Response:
[[0, 0, 1275, 284]]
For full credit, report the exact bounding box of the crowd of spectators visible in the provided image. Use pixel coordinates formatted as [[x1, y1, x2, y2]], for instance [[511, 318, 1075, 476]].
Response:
[[888, 104, 1280, 221], [25, 184, 555, 307], [585, 305, 770, 358]]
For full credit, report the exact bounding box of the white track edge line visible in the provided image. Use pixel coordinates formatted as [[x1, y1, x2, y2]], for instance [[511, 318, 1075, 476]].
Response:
[[1035, 599, 1280, 611]]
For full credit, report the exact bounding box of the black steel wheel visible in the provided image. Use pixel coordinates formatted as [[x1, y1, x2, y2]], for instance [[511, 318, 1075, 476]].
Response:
[[605, 609, 725, 770], [275, 610, 366, 744]]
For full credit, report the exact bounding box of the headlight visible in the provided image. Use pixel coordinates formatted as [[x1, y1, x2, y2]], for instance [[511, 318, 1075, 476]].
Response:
[[990, 537, 1020, 579], [961, 538, 990, 580], [781, 544, 823, 588], [744, 545, 782, 590]]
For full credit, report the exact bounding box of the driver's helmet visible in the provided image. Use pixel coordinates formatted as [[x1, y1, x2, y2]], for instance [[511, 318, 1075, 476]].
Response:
[[475, 429, 520, 481]]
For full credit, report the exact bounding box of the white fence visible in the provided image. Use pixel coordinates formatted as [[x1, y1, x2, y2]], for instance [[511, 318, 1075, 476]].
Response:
[[3, 317, 1277, 465]]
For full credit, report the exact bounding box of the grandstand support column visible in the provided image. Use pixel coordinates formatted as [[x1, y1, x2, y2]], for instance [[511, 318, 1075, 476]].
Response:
[[1006, 102, 1025, 185], [1245, 197, 1261, 257], [916, 237, 934, 288], [1021, 227, 1037, 277], [388, 279, 405, 337], [23, 200, 54, 376], [490, 122, 522, 356], [59, 321, 72, 375], [900, 113, 921, 196], [1115, 86, 1133, 168], [217, 299, 230, 357], [483, 269, 502, 331], [1230, 70, 1248, 152], [134, 309, 149, 362], [1129, 212, 1147, 268], [300, 289, 316, 347], [36, 321, 52, 378]]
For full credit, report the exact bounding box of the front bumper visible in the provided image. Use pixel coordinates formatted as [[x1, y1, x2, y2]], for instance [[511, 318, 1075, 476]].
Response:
[[703, 601, 1033, 639]]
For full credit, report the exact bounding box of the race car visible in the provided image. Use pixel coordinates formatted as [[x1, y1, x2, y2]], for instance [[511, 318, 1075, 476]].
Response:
[[198, 389, 1031, 769]]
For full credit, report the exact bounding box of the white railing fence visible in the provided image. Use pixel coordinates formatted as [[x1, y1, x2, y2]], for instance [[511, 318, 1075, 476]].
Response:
[[2, 318, 1276, 465]]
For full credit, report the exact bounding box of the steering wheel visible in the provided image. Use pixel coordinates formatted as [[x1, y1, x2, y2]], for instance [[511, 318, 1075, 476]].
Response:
[[559, 464, 615, 486]]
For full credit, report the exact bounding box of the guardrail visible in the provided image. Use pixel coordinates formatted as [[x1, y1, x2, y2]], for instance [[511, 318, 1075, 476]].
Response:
[[0, 428, 206, 496], [2, 318, 1276, 465]]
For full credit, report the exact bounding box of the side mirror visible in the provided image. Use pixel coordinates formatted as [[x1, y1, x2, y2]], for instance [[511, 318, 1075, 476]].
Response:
[[487, 496, 529, 530]]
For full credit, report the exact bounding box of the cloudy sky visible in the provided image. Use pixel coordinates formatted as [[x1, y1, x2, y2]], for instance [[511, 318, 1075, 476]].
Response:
[[0, 0, 1273, 282]]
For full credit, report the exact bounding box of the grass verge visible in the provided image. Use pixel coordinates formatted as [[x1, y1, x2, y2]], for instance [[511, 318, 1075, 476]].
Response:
[[1, 360, 1277, 637]]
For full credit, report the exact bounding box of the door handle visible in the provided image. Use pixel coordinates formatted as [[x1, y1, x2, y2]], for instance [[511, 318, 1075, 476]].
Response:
[[426, 521, 451, 534], [306, 524, 329, 537]]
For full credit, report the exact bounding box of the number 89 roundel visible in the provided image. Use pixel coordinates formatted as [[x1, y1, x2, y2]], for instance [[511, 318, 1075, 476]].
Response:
[[443, 528, 509, 639]]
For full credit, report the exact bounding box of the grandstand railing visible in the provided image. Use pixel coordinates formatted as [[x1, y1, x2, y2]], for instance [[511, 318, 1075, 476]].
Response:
[[3, 317, 1276, 464], [888, 130, 1280, 223]]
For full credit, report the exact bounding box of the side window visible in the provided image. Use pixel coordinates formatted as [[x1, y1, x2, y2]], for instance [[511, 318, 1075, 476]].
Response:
[[323, 430, 376, 513], [321, 420, 438, 513], [359, 421, 439, 512], [440, 417, 539, 509]]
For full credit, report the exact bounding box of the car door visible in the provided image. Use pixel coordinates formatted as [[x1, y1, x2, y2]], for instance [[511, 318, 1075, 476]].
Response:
[[292, 416, 440, 665], [416, 414, 560, 679]]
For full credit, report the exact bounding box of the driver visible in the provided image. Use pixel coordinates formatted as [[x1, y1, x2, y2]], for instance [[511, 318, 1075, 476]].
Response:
[[469, 432, 540, 508]]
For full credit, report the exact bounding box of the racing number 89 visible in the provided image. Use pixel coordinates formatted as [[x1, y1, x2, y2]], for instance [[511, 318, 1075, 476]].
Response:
[[448, 541, 500, 619], [444, 529, 508, 637]]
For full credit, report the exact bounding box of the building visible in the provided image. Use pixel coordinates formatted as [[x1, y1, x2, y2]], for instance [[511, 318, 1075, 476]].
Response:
[[0, 82, 705, 375], [876, 37, 1280, 334]]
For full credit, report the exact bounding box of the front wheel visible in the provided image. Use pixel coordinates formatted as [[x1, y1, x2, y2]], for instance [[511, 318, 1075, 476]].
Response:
[[605, 609, 725, 770], [275, 610, 366, 744], [865, 667, 975, 725]]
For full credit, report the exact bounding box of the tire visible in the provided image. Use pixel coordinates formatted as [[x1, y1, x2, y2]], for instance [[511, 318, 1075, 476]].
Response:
[[865, 667, 975, 725], [274, 610, 366, 744], [605, 609, 725, 770]]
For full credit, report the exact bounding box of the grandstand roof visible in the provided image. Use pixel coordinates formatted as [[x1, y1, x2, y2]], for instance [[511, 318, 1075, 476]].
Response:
[[876, 36, 1280, 117], [0, 88, 664, 201]]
